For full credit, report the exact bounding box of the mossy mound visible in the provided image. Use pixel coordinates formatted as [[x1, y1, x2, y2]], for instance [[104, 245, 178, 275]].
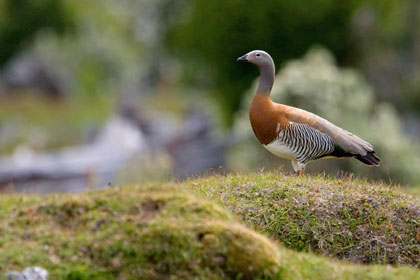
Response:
[[192, 172, 420, 267], [0, 184, 279, 279], [1, 174, 420, 279]]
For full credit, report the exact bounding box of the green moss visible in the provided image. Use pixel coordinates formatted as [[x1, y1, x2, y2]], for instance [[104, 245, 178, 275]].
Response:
[[1, 173, 420, 279], [0, 183, 280, 279]]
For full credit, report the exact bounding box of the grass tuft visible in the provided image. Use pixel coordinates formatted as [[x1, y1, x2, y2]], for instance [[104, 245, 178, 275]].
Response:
[[191, 172, 420, 267]]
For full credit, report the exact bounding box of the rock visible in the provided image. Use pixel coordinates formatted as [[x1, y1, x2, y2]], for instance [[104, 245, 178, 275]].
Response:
[[5, 266, 48, 280], [22, 267, 48, 280], [5, 271, 23, 280], [167, 109, 227, 179], [0, 114, 148, 193], [1, 53, 66, 99]]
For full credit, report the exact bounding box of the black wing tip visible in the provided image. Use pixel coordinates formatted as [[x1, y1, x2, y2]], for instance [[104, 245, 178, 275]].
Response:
[[356, 151, 381, 166]]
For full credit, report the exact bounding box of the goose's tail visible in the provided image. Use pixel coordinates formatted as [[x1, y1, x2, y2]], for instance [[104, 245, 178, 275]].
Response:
[[356, 151, 381, 166]]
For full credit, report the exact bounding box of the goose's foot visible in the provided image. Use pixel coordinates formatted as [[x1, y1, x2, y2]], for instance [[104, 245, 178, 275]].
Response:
[[291, 160, 306, 176]]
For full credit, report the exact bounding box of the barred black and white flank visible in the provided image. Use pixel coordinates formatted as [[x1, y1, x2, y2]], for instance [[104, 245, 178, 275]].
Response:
[[264, 122, 336, 172], [277, 122, 335, 163]]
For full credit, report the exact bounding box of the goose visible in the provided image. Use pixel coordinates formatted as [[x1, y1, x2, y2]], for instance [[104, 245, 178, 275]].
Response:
[[237, 50, 381, 174]]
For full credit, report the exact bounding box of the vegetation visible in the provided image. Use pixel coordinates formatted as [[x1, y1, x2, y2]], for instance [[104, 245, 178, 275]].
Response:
[[166, 0, 357, 121], [0, 182, 279, 279], [2, 172, 420, 279], [193, 172, 420, 267], [166, 0, 412, 121], [2, 0, 417, 118], [0, 0, 72, 65]]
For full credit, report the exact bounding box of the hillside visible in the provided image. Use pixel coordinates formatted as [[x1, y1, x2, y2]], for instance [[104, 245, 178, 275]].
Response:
[[192, 172, 420, 266], [1, 173, 420, 279]]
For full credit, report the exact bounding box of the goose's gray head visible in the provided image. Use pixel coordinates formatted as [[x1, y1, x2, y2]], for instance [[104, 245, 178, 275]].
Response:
[[237, 50, 274, 70]]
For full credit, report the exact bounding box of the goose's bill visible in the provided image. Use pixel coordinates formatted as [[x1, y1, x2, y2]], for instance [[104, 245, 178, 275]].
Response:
[[237, 54, 248, 62]]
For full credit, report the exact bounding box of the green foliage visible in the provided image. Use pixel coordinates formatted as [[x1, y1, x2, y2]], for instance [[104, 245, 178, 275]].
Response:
[[404, 71, 420, 112], [30, 0, 169, 100], [232, 47, 420, 185], [167, 0, 362, 123], [350, 0, 420, 114], [0, 0, 73, 65], [2, 174, 420, 279]]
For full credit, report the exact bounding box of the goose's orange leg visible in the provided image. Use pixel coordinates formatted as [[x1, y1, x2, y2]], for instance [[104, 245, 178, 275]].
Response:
[[294, 170, 305, 176]]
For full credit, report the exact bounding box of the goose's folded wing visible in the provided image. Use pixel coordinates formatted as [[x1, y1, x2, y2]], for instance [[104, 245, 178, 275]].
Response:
[[279, 105, 374, 156]]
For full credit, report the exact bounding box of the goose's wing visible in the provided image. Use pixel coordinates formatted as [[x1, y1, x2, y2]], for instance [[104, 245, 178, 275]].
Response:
[[279, 104, 374, 156]]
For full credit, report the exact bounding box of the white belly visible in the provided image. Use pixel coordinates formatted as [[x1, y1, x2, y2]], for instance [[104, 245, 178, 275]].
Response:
[[263, 140, 296, 160]]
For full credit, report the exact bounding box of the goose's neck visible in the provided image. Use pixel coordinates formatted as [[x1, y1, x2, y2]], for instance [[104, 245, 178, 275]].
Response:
[[256, 64, 275, 96]]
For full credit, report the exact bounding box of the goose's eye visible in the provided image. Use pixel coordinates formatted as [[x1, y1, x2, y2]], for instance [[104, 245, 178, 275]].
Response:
[[256, 53, 261, 57]]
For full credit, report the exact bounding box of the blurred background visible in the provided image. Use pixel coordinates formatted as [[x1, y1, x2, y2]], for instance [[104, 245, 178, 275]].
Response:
[[0, 0, 420, 193]]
